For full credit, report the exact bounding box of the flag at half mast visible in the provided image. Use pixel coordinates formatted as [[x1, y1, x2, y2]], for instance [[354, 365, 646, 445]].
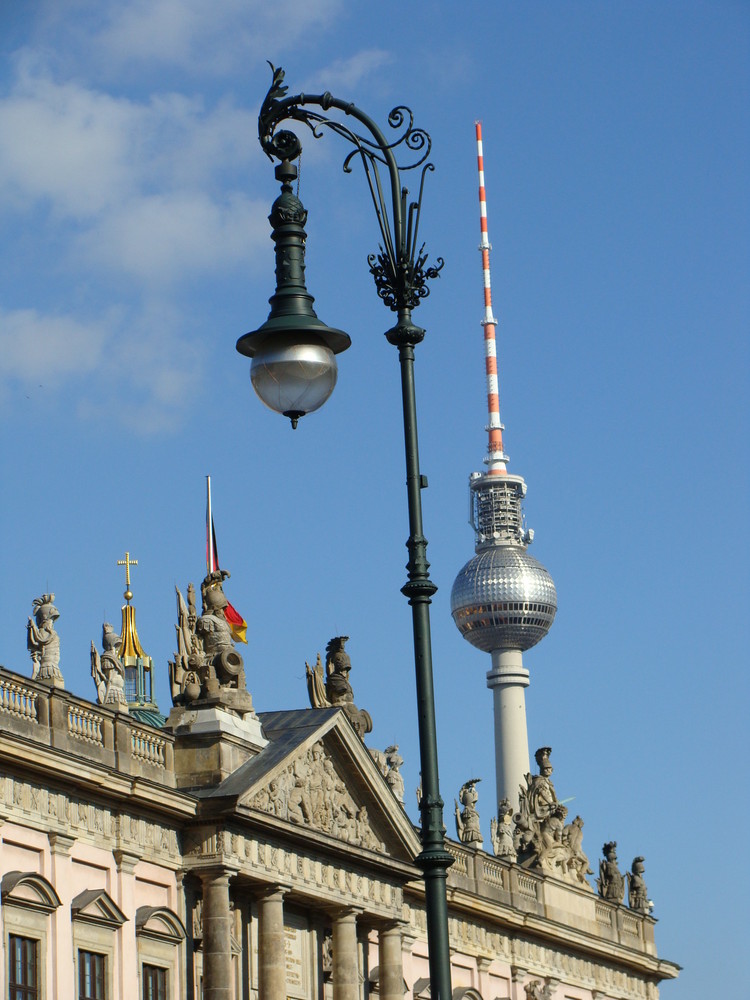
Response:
[[206, 476, 248, 644]]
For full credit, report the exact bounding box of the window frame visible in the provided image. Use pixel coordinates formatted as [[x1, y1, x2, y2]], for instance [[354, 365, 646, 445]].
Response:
[[8, 934, 39, 1000], [142, 963, 168, 1000], [77, 949, 106, 1000]]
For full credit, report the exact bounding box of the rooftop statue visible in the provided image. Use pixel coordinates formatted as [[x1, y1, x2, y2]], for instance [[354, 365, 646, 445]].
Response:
[[305, 636, 373, 739], [90, 624, 128, 711], [490, 797, 517, 860], [597, 841, 625, 903], [369, 744, 406, 804], [455, 778, 483, 849], [27, 593, 63, 687], [627, 856, 650, 914], [384, 744, 405, 803], [514, 747, 592, 888], [168, 570, 253, 714]]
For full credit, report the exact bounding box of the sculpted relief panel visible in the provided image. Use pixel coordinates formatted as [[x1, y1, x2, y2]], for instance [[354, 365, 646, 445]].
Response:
[[248, 740, 385, 852]]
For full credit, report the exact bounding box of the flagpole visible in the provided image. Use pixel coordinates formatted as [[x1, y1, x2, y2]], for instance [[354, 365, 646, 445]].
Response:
[[207, 475, 215, 572]]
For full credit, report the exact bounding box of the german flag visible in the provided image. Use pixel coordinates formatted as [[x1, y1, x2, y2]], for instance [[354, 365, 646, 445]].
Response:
[[206, 476, 248, 644]]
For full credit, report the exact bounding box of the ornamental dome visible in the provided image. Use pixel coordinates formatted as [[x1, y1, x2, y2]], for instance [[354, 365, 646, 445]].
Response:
[[451, 545, 557, 653]]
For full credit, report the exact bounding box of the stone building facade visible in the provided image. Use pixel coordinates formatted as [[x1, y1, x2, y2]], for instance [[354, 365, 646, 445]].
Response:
[[0, 657, 678, 1000]]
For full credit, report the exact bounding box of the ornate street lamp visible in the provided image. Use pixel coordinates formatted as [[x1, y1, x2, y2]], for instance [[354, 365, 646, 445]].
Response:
[[238, 65, 452, 1000]]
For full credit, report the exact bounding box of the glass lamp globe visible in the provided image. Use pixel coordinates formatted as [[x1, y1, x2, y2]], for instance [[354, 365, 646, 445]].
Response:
[[250, 334, 338, 427]]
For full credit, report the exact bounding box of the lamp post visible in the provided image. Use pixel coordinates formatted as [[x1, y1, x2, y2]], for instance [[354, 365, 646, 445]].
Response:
[[237, 65, 453, 1000]]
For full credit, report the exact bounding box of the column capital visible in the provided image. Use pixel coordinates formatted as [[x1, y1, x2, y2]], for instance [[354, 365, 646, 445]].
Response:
[[327, 904, 363, 921], [510, 966, 527, 983], [254, 882, 291, 901], [476, 956, 494, 974], [197, 864, 239, 883], [378, 918, 409, 934]]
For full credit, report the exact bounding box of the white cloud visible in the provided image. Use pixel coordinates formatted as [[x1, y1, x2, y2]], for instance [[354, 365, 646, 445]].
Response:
[[0, 307, 107, 383], [0, 65, 269, 286], [0, 302, 207, 434], [75, 190, 268, 285], [304, 50, 393, 92], [37, 0, 343, 77]]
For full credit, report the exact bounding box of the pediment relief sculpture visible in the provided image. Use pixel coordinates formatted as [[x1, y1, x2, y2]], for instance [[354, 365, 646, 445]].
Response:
[[249, 740, 385, 852], [514, 747, 592, 888]]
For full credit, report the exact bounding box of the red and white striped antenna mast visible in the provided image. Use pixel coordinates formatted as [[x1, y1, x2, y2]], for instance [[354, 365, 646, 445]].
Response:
[[475, 121, 509, 475]]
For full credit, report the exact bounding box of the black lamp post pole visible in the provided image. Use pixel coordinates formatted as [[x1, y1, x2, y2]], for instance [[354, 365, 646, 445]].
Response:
[[241, 67, 453, 1000]]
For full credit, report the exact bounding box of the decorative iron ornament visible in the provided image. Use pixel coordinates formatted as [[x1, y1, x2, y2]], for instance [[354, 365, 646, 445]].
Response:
[[258, 64, 443, 314]]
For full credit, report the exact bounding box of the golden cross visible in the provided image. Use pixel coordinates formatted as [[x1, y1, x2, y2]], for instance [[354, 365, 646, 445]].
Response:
[[117, 551, 138, 600]]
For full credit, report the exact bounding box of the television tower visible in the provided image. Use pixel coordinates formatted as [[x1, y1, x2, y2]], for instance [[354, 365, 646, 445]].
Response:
[[450, 124, 557, 813]]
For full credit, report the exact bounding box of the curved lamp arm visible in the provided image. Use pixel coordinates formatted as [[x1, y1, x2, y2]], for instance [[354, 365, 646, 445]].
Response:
[[258, 64, 443, 316]]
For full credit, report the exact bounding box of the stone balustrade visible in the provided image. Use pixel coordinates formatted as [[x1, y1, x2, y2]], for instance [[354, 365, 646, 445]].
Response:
[[442, 839, 658, 956], [0, 665, 175, 786]]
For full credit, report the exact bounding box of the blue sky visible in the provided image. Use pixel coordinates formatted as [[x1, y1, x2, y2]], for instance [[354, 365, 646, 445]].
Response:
[[1, 2, 748, 996]]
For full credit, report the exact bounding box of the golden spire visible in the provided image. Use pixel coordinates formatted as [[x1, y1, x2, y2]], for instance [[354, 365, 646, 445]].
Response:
[[116, 551, 146, 660]]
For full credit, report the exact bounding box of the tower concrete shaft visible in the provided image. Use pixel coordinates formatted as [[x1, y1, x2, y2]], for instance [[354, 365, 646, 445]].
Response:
[[486, 649, 530, 813]]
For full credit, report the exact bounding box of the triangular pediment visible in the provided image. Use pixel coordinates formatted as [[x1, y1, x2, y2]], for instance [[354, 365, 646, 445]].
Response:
[[71, 889, 127, 928], [209, 708, 420, 864]]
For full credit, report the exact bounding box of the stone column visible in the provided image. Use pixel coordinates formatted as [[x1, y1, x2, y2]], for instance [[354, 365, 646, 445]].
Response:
[[201, 867, 234, 1000], [332, 908, 360, 1000], [379, 922, 404, 1000], [257, 886, 287, 1000]]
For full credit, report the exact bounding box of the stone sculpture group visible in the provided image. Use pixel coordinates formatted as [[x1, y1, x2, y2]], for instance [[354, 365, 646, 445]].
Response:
[[169, 570, 254, 714]]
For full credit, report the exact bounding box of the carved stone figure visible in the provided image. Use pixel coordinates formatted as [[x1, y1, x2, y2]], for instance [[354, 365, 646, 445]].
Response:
[[490, 798, 517, 860], [514, 747, 591, 889], [321, 931, 333, 977], [249, 741, 384, 851], [597, 841, 625, 903], [90, 624, 128, 711], [563, 815, 592, 884], [524, 981, 552, 1000], [27, 594, 63, 686], [305, 637, 372, 739], [454, 779, 483, 849], [627, 856, 650, 913], [384, 745, 405, 803], [168, 571, 253, 713]]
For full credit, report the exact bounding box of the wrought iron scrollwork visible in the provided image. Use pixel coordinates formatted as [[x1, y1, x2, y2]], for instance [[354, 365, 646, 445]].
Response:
[[258, 63, 442, 314]]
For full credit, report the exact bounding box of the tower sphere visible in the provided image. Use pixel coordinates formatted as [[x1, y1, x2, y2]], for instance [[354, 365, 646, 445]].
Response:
[[451, 546, 557, 653]]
